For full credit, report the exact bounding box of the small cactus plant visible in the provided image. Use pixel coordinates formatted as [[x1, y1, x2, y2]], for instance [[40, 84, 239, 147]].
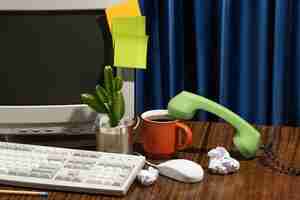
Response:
[[81, 66, 125, 127]]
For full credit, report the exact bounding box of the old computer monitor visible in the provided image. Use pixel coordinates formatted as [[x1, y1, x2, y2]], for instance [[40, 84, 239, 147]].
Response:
[[0, 0, 121, 135]]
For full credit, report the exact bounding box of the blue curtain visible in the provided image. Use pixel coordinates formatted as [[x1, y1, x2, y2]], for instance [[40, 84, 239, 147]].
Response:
[[136, 0, 300, 126]]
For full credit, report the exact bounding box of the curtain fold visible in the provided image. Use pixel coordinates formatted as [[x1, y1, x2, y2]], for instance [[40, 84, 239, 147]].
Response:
[[136, 0, 163, 113], [137, 0, 300, 126]]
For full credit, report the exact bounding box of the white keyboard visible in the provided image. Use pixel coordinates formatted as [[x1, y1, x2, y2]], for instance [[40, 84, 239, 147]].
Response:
[[0, 142, 145, 196]]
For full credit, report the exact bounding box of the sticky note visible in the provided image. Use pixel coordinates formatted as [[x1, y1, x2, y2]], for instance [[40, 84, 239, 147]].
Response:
[[106, 0, 141, 31], [111, 16, 145, 37], [113, 34, 148, 69]]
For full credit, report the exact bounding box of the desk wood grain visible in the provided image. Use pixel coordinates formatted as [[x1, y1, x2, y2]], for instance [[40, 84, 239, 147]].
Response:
[[0, 122, 299, 200]]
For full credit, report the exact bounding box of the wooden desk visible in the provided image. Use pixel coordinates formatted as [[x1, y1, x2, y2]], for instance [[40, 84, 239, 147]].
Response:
[[1, 122, 300, 200]]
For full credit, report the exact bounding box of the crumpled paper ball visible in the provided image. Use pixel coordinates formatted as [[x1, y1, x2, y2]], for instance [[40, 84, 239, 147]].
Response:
[[207, 146, 240, 175], [137, 167, 159, 186]]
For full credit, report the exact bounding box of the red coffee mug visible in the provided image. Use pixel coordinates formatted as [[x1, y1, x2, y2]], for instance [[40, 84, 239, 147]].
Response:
[[139, 110, 192, 159]]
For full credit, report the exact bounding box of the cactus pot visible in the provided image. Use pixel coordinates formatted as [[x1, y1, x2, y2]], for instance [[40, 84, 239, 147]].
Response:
[[96, 115, 134, 154]]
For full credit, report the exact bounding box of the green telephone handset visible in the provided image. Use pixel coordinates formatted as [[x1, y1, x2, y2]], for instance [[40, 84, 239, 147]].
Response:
[[167, 91, 261, 159]]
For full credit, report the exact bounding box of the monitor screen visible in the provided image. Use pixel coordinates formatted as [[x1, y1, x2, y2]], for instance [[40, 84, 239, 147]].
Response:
[[0, 11, 109, 106]]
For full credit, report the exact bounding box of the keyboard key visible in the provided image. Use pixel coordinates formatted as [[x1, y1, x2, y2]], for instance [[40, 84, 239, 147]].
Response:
[[0, 168, 8, 174], [86, 179, 103, 185], [72, 177, 83, 183], [112, 182, 122, 187]]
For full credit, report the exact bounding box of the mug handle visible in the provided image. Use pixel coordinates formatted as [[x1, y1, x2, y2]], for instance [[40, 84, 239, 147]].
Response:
[[175, 122, 193, 150], [132, 116, 141, 130]]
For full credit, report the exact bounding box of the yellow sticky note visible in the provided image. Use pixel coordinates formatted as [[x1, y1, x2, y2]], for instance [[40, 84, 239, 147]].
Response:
[[112, 16, 145, 37], [113, 34, 148, 69], [106, 0, 141, 31]]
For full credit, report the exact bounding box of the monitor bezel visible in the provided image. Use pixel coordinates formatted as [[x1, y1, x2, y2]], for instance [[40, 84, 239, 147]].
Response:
[[0, 0, 124, 11], [0, 105, 96, 124]]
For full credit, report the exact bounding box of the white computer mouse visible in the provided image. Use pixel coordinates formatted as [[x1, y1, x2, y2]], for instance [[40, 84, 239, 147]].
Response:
[[156, 159, 204, 183]]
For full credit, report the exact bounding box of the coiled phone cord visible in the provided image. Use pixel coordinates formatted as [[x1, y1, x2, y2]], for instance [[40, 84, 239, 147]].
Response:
[[260, 129, 300, 176]]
